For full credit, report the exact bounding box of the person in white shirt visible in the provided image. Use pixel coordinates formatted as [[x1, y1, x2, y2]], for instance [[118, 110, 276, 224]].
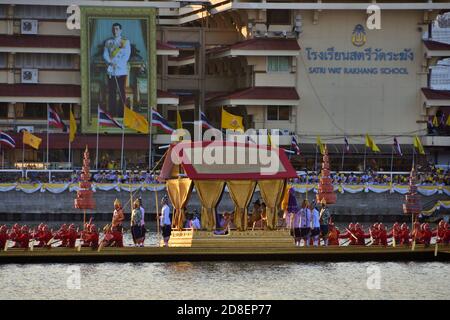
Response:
[[139, 197, 145, 247], [293, 208, 301, 246], [159, 196, 172, 247], [299, 200, 311, 246], [310, 202, 321, 246], [103, 22, 131, 117], [192, 214, 201, 229]]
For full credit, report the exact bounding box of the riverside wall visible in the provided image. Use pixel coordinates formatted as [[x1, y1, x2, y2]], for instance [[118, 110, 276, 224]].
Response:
[[0, 189, 448, 222]]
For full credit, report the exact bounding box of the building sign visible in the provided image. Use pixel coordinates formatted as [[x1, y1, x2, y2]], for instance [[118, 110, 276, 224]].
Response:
[[304, 23, 414, 76], [305, 47, 414, 75], [80, 7, 156, 133]]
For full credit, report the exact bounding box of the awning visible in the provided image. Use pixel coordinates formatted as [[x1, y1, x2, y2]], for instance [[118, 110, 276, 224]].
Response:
[[0, 84, 178, 105], [421, 87, 450, 107], [160, 140, 297, 180], [156, 40, 179, 56], [0, 35, 80, 54], [175, 92, 227, 110], [208, 38, 300, 59], [423, 39, 450, 58], [208, 86, 300, 106], [0, 84, 81, 103], [157, 90, 179, 105]]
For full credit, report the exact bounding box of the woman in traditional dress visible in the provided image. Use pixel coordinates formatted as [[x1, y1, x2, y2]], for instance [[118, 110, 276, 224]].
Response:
[[131, 199, 143, 246]]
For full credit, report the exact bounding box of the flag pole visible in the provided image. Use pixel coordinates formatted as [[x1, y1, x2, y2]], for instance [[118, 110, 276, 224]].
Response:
[[68, 105, 71, 169], [363, 145, 367, 172], [46, 104, 49, 168], [68, 137, 71, 169], [390, 145, 394, 185], [288, 137, 292, 160], [148, 107, 152, 170], [341, 143, 345, 171], [22, 134, 25, 170], [314, 144, 318, 172], [120, 123, 125, 171], [95, 107, 99, 170]]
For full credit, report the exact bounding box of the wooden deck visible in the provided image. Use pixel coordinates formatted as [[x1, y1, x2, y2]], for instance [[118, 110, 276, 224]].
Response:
[[0, 245, 449, 263]]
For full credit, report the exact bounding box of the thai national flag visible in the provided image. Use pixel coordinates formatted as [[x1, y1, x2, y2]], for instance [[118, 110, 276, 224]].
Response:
[[0, 131, 15, 148], [48, 105, 66, 130], [344, 136, 350, 153], [291, 136, 301, 155], [151, 109, 174, 134], [393, 137, 403, 156], [200, 111, 214, 129], [98, 106, 123, 129]]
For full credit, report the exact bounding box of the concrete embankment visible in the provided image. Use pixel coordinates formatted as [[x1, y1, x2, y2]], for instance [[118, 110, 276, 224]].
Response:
[[0, 189, 447, 222]]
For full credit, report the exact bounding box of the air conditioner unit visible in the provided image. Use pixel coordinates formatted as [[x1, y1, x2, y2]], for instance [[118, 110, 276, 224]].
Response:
[[17, 126, 34, 133], [21, 19, 38, 35], [21, 69, 38, 84]]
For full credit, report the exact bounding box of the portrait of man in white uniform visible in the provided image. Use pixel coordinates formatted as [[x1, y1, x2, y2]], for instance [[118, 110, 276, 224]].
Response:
[[103, 23, 131, 117]]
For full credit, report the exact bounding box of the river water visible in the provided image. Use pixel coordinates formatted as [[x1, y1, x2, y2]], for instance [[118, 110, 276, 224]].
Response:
[[0, 223, 449, 300]]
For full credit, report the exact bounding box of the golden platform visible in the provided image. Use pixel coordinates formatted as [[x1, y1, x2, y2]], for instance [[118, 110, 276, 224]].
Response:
[[164, 229, 294, 248]]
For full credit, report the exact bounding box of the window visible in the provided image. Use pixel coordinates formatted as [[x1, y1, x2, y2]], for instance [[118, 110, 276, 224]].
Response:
[[0, 103, 8, 118], [267, 9, 291, 25], [15, 5, 66, 19], [15, 53, 75, 69], [267, 56, 290, 72], [22, 103, 47, 119], [0, 53, 6, 68], [0, 5, 6, 18], [267, 106, 290, 121], [429, 65, 450, 90]]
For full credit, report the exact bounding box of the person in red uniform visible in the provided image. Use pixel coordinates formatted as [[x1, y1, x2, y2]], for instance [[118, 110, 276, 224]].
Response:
[[421, 223, 432, 247], [100, 224, 123, 247], [54, 224, 69, 247], [35, 225, 53, 247], [444, 222, 450, 245], [83, 224, 99, 248], [399, 223, 410, 246], [328, 223, 340, 246], [388, 222, 401, 245], [411, 221, 422, 244], [14, 225, 31, 248], [0, 225, 8, 250], [8, 224, 22, 246], [355, 223, 370, 245], [432, 221, 446, 244], [65, 224, 78, 248], [370, 223, 380, 245], [339, 223, 358, 245], [377, 223, 388, 247]]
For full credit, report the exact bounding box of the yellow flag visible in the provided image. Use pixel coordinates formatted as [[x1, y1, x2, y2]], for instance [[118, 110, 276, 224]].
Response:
[[267, 133, 272, 146], [176, 111, 183, 129], [432, 116, 439, 127], [365, 134, 380, 152], [123, 106, 149, 134], [221, 108, 244, 132], [413, 135, 425, 155], [316, 136, 325, 155], [446, 115, 450, 126], [23, 130, 42, 150], [69, 109, 77, 143]]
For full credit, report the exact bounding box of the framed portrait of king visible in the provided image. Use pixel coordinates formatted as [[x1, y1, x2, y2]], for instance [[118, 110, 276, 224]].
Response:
[[80, 7, 156, 133]]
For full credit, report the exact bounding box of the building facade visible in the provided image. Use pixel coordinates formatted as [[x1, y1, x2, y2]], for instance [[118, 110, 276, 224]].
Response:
[[0, 0, 449, 171]]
